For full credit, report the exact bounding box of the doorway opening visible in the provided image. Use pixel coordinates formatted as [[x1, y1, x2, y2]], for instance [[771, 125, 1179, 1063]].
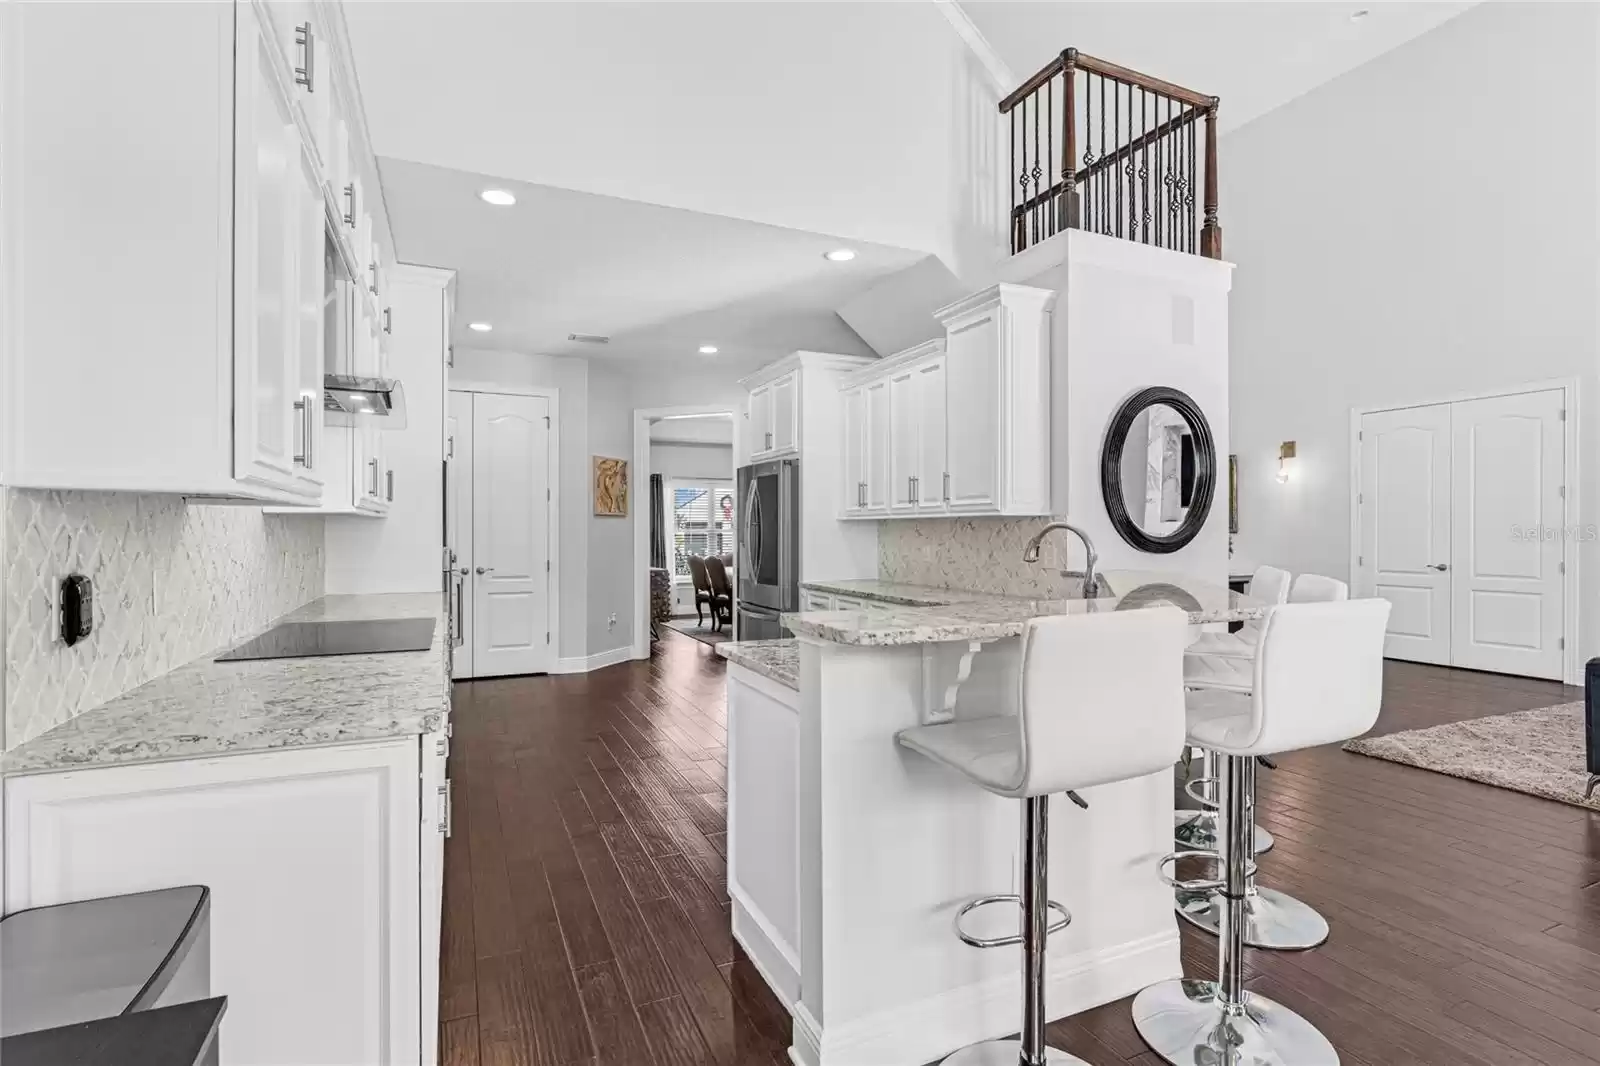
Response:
[[632, 406, 738, 658]]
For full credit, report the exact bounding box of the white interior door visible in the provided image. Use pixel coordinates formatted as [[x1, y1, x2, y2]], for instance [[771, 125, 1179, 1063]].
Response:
[[470, 393, 553, 677], [1448, 390, 1565, 679], [446, 391, 474, 674], [1358, 404, 1452, 664]]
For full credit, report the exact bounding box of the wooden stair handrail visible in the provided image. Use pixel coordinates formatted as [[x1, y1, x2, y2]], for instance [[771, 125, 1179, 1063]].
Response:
[[999, 50, 1213, 115]]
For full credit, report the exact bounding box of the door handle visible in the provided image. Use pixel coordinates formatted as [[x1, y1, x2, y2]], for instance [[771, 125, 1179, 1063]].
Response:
[[475, 566, 494, 575], [1427, 563, 1449, 572]]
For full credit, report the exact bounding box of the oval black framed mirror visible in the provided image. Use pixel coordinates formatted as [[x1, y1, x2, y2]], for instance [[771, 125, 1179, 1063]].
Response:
[[1099, 386, 1216, 554]]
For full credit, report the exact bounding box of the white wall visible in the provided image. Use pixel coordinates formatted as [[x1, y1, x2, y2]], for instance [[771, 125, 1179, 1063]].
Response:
[[587, 364, 635, 658], [651, 442, 734, 482], [1223, 1, 1600, 658]]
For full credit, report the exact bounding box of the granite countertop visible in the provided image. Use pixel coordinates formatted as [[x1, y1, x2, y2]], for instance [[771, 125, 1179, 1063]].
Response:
[[1, 593, 450, 777], [800, 579, 1024, 608], [715, 639, 799, 690], [784, 571, 1266, 647]]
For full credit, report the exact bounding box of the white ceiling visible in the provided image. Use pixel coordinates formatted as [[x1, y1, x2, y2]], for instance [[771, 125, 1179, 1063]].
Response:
[[962, 2, 1476, 133], [380, 159, 925, 372]]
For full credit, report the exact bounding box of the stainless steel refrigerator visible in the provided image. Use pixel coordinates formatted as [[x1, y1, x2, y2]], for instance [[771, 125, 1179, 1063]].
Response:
[[736, 457, 800, 641]]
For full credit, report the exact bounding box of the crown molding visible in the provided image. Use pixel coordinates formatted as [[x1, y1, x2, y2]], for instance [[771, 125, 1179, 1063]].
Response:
[[931, 0, 1015, 96]]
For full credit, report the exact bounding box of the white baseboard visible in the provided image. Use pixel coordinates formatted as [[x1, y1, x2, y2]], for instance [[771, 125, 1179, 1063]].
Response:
[[786, 930, 1180, 1066], [732, 893, 800, 1012], [553, 644, 636, 674]]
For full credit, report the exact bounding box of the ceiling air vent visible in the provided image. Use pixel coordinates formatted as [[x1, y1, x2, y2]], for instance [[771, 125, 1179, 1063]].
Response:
[[567, 333, 610, 345]]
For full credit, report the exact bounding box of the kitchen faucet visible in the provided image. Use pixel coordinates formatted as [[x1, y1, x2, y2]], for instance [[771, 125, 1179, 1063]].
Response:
[[1021, 522, 1100, 599]]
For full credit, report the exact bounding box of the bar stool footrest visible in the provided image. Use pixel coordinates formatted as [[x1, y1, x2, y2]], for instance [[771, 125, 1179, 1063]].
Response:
[[953, 894, 1071, 949], [1157, 849, 1256, 893]]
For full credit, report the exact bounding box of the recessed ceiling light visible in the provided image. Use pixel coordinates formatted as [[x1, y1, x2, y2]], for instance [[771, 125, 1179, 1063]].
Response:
[[698, 345, 719, 355], [1349, 8, 1370, 20], [479, 189, 516, 206], [468, 322, 492, 332], [824, 248, 856, 262]]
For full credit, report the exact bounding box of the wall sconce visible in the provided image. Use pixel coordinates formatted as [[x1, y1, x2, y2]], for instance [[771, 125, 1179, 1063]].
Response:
[[1277, 441, 1297, 483]]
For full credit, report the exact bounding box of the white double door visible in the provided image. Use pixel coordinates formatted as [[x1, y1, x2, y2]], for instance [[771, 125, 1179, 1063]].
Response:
[[448, 391, 554, 678], [1356, 388, 1567, 679]]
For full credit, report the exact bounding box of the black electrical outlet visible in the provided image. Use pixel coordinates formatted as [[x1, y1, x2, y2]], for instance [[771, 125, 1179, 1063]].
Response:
[[60, 574, 92, 647]]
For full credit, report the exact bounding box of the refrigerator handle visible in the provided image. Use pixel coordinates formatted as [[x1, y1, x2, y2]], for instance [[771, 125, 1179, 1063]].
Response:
[[741, 478, 759, 575]]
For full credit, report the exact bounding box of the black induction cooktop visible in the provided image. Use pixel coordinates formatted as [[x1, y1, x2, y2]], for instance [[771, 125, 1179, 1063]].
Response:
[[215, 618, 436, 662]]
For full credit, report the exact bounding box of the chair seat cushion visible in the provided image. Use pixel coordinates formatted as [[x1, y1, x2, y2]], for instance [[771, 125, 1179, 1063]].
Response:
[[896, 715, 1023, 795], [1185, 688, 1258, 753]]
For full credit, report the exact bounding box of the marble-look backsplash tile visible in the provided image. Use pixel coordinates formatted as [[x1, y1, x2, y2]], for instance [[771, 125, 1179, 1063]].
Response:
[[878, 517, 1088, 598], [4, 489, 325, 749]]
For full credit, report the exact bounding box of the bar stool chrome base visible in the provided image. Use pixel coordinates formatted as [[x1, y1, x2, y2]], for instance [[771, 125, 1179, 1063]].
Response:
[[939, 1039, 1091, 1065], [1174, 810, 1274, 855], [1174, 885, 1330, 950], [1132, 979, 1338, 1066]]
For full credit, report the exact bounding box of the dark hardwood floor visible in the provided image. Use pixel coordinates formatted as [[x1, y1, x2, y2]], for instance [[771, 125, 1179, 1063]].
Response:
[[442, 632, 1600, 1066]]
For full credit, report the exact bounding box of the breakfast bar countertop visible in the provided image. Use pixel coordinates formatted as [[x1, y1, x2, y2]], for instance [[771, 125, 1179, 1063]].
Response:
[[784, 570, 1266, 646], [716, 639, 799, 690], [0, 593, 450, 778]]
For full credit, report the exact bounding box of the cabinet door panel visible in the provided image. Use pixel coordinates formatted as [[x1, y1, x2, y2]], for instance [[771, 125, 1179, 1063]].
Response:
[[944, 315, 999, 511], [292, 139, 326, 489], [841, 387, 866, 514], [888, 369, 919, 511], [749, 385, 772, 458], [234, 4, 315, 497], [864, 380, 891, 511], [916, 358, 947, 512], [4, 744, 421, 1066], [771, 373, 797, 454]]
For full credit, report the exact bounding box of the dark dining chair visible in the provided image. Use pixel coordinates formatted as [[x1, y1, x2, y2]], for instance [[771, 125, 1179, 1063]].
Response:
[[703, 556, 734, 631], [687, 556, 715, 626]]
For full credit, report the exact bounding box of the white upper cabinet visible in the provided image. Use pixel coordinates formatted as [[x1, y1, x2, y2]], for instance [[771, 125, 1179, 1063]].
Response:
[[839, 284, 1053, 520], [747, 369, 799, 461], [841, 387, 867, 514], [1, 0, 394, 501]]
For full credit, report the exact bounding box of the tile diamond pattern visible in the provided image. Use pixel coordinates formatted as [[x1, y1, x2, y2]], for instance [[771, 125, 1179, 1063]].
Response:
[[4, 489, 325, 749]]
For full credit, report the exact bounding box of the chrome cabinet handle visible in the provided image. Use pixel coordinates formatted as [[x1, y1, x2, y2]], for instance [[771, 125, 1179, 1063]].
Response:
[[1427, 563, 1449, 572], [343, 183, 356, 227], [943, 472, 950, 502], [452, 577, 465, 647], [386, 469, 394, 502], [368, 458, 379, 496], [294, 22, 315, 91], [439, 781, 452, 836], [857, 481, 865, 507], [369, 263, 378, 296], [765, 431, 773, 449], [912, 475, 919, 502], [293, 398, 308, 466], [382, 307, 392, 334]]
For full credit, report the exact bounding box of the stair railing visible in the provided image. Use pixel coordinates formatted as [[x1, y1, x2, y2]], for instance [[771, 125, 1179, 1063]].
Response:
[[1001, 49, 1220, 259]]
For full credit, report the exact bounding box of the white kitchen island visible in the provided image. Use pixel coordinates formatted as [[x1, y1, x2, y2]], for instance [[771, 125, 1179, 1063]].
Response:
[[722, 573, 1265, 1066]]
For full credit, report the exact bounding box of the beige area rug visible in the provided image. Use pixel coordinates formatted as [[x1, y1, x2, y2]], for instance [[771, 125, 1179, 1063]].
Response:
[[1343, 702, 1600, 811]]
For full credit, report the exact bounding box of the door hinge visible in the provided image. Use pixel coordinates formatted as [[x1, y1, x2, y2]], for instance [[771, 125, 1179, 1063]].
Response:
[[1560, 486, 1567, 498], [446, 435, 454, 459], [1559, 561, 1567, 574], [1358, 555, 1364, 566], [1560, 637, 1566, 649], [1358, 493, 1364, 505], [546, 632, 550, 645], [1358, 431, 1363, 441], [1560, 408, 1567, 421], [547, 488, 551, 501], [546, 560, 550, 573]]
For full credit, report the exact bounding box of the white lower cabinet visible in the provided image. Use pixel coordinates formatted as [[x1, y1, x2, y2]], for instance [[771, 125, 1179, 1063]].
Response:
[[839, 284, 1054, 519], [4, 731, 449, 1066]]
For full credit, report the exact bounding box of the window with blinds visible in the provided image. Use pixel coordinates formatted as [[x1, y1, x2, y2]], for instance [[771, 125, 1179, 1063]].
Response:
[[670, 479, 737, 578]]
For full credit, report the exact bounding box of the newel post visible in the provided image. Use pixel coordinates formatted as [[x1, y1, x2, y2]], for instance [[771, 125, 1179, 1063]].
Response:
[[1060, 48, 1079, 230], [1200, 98, 1222, 259]]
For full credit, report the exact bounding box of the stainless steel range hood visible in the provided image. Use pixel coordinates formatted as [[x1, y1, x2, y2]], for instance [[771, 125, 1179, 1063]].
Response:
[[324, 373, 408, 429]]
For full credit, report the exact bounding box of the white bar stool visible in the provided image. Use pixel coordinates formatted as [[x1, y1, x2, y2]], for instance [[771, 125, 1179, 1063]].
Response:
[[898, 607, 1190, 1066], [1135, 598, 1389, 1066], [1176, 565, 1291, 857], [1177, 575, 1351, 949]]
